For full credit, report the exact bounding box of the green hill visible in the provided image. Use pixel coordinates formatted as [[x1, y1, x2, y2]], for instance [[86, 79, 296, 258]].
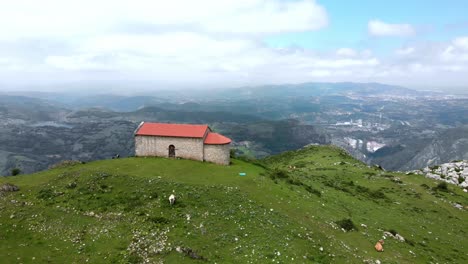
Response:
[[1, 146, 467, 263]]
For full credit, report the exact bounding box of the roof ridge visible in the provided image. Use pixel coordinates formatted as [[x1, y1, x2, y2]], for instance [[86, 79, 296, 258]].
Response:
[[135, 122, 209, 138]]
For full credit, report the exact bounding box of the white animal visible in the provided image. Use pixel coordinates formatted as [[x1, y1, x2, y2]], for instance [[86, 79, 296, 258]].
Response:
[[169, 194, 176, 205]]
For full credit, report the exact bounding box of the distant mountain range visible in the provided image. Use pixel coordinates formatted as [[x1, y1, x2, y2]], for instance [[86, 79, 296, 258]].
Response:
[[0, 82, 466, 175]]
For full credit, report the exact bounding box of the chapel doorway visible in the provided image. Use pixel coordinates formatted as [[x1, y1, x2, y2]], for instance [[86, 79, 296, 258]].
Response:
[[168, 145, 175, 158]]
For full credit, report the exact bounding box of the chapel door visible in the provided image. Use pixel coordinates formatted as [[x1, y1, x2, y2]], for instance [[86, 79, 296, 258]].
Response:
[[168, 145, 175, 158]]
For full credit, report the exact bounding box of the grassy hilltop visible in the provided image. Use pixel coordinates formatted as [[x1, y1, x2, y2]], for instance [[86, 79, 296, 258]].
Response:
[[1, 146, 467, 263]]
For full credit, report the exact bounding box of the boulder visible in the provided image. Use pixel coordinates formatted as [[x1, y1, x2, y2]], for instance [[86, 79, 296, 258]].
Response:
[[0, 183, 19, 192], [395, 234, 405, 242]]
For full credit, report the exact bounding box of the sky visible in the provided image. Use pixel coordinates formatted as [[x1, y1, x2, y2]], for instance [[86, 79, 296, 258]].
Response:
[[1, 0, 468, 91]]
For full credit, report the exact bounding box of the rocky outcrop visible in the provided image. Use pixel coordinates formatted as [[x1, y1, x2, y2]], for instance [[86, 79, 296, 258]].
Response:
[[408, 160, 468, 190], [0, 183, 19, 193], [401, 127, 468, 171]]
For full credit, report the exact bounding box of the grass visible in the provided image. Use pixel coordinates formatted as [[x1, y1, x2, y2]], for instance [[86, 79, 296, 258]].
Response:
[[0, 145, 467, 263]]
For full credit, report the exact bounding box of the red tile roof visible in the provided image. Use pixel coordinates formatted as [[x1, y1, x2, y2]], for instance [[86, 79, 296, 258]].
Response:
[[135, 122, 209, 138], [204, 132, 231, 145]]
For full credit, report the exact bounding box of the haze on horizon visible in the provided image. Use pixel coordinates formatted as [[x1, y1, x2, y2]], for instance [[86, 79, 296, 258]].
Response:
[[1, 0, 468, 93]]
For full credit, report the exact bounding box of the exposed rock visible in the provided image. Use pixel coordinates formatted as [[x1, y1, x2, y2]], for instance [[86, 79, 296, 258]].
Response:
[[175, 247, 206, 261], [409, 160, 468, 188], [395, 234, 405, 242], [0, 183, 19, 192]]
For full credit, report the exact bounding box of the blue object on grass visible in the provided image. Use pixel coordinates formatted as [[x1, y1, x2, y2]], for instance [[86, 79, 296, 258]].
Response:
[[239, 172, 246, 176]]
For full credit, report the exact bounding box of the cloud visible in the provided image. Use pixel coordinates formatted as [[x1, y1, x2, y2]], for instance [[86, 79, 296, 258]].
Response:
[[2, 1, 468, 89], [368, 20, 415, 37], [0, 0, 328, 40], [13, 33, 468, 88], [395, 47, 415, 56], [42, 30, 384, 87], [453, 37, 468, 49], [436, 36, 468, 63], [336, 48, 357, 57]]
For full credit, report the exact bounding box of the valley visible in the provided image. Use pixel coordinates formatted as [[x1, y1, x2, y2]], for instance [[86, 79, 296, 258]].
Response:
[[1, 82, 467, 175]]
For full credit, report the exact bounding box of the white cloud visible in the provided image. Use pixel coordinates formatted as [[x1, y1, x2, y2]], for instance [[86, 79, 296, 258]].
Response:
[[440, 37, 468, 62], [2, 1, 468, 88], [309, 70, 331, 77], [368, 20, 415, 37], [453, 37, 468, 49], [201, 0, 328, 33], [395, 47, 415, 56], [336, 48, 357, 57], [312, 58, 379, 68], [18, 34, 468, 88], [0, 0, 328, 40]]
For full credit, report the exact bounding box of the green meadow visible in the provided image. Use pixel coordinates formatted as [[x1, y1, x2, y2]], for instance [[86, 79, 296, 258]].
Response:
[[1, 146, 466, 263]]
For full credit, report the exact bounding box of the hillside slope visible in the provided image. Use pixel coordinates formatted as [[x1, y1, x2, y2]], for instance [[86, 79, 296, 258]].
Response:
[[1, 146, 467, 263]]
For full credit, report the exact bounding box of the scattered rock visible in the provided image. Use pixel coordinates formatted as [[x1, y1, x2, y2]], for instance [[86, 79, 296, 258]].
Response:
[[175, 246, 206, 260], [383, 231, 394, 238], [412, 161, 468, 188], [383, 231, 405, 242], [0, 183, 20, 192], [395, 234, 405, 242]]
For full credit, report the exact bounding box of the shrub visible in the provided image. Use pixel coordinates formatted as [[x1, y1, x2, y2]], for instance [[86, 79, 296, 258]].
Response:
[[405, 238, 415, 246], [230, 149, 237, 158], [355, 185, 370, 193], [458, 176, 464, 184], [37, 188, 56, 200], [305, 185, 322, 197], [420, 183, 430, 189], [335, 218, 357, 232], [149, 191, 158, 199], [373, 165, 384, 171], [293, 161, 307, 168], [66, 182, 77, 189], [10, 168, 21, 176], [434, 182, 449, 192], [147, 216, 169, 225], [344, 180, 354, 186], [369, 190, 386, 199], [49, 160, 82, 169], [286, 178, 304, 186], [268, 169, 290, 180], [355, 185, 388, 201]]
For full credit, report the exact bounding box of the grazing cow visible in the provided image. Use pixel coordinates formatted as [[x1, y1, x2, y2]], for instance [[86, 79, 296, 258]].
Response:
[[169, 194, 176, 205], [375, 239, 384, 252]]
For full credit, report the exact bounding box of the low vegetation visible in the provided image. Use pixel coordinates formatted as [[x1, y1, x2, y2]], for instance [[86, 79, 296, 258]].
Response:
[[1, 145, 467, 263], [10, 168, 21, 176]]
